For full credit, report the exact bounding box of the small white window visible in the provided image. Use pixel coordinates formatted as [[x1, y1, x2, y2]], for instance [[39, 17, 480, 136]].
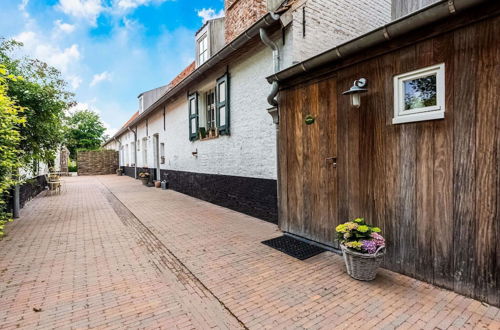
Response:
[[139, 95, 144, 113], [393, 63, 445, 124], [198, 34, 208, 65], [160, 142, 165, 164], [206, 89, 216, 130]]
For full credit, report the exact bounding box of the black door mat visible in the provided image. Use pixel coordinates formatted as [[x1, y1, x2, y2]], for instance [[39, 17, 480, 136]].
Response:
[[262, 235, 326, 260]]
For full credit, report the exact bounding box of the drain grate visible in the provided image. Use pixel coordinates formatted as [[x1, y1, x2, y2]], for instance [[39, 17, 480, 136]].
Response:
[[262, 235, 326, 260]]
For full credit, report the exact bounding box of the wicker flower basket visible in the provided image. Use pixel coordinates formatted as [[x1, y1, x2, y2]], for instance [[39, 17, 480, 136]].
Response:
[[341, 244, 385, 281]]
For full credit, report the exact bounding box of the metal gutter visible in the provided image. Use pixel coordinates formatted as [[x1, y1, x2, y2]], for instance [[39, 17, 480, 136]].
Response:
[[266, 0, 491, 84], [104, 12, 282, 145]]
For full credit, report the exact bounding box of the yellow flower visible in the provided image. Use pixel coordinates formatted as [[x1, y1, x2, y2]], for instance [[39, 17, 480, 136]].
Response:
[[357, 225, 369, 233], [345, 241, 363, 250], [335, 224, 345, 233], [354, 218, 364, 223], [346, 222, 358, 230], [372, 227, 381, 233]]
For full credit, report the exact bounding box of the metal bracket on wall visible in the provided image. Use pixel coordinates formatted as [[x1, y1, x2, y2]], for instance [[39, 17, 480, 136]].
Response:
[[325, 157, 337, 168], [268, 107, 279, 125]]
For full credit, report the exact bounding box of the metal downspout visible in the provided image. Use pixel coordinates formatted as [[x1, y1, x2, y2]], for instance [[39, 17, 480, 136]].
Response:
[[259, 13, 282, 225], [259, 25, 280, 107]]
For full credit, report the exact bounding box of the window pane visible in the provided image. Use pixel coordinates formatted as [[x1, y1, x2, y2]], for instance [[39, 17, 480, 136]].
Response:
[[190, 98, 196, 114], [191, 118, 196, 132], [219, 106, 226, 126], [218, 82, 225, 102], [404, 74, 437, 110]]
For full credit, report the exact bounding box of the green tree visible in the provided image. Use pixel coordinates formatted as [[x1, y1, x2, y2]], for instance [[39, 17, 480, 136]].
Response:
[[65, 109, 107, 159], [0, 65, 25, 236], [0, 39, 74, 170]]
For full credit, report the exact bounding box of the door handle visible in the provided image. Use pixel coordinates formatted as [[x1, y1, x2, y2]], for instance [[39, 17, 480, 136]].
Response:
[[325, 157, 337, 168]]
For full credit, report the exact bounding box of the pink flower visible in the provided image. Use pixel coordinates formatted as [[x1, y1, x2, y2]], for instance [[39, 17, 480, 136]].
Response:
[[371, 232, 385, 247]]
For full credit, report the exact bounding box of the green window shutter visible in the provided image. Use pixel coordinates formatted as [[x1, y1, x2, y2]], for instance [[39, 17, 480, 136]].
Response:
[[188, 93, 199, 141], [216, 73, 230, 135]]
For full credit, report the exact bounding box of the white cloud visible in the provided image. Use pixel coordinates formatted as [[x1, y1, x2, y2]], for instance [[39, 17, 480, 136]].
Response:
[[57, 0, 104, 25], [55, 19, 76, 33], [19, 0, 29, 11], [103, 121, 118, 137], [67, 75, 83, 90], [115, 0, 167, 10], [14, 31, 81, 74], [68, 102, 117, 136], [68, 102, 89, 114], [197, 8, 224, 24], [38, 44, 81, 73], [90, 71, 112, 87], [19, 0, 30, 17], [14, 30, 36, 45]]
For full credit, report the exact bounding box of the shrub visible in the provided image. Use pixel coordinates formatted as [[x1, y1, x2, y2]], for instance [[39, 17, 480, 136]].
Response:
[[0, 65, 25, 237]]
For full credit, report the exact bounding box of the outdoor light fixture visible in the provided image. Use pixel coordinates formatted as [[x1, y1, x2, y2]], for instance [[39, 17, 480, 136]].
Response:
[[342, 78, 368, 108]]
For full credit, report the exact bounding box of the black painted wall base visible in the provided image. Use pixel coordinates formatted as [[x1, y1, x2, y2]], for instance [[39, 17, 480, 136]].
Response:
[[5, 175, 47, 213], [137, 167, 157, 181], [160, 169, 277, 224], [122, 166, 135, 178], [121, 166, 158, 181]]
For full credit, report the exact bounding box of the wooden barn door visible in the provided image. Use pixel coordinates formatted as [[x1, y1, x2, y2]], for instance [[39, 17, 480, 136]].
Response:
[[280, 79, 339, 246]]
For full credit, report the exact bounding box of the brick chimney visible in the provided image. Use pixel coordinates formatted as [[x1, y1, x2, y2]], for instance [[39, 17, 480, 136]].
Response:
[[224, 0, 268, 43]]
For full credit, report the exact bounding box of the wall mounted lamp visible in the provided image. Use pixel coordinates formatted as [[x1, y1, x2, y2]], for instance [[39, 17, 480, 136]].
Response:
[[342, 78, 368, 108]]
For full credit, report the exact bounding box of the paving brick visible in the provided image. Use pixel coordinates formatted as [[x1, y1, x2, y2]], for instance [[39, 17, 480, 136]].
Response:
[[1, 175, 499, 329]]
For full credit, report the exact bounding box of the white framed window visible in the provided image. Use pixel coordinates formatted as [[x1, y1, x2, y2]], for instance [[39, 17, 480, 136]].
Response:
[[198, 34, 208, 65], [393, 63, 445, 124], [206, 89, 216, 130], [160, 142, 165, 164], [139, 95, 144, 113]]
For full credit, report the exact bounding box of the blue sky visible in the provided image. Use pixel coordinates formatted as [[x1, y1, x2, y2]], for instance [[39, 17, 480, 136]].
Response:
[[0, 0, 225, 136]]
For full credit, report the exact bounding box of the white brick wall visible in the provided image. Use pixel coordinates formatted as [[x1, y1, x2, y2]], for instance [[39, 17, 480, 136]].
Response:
[[161, 45, 277, 179], [116, 45, 277, 180], [291, 0, 391, 63]]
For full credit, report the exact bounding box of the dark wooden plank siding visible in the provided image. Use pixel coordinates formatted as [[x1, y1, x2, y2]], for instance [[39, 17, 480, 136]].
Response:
[[431, 33, 455, 289], [473, 19, 499, 304], [278, 14, 499, 306], [301, 84, 313, 238], [452, 25, 477, 298], [277, 89, 288, 231]]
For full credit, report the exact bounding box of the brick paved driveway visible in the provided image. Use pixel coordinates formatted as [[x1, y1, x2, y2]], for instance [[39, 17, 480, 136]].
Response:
[[0, 176, 498, 329]]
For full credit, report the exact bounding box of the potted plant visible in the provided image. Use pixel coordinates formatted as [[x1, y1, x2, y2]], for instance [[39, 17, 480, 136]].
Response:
[[336, 218, 385, 281], [138, 172, 150, 185], [116, 168, 123, 176]]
